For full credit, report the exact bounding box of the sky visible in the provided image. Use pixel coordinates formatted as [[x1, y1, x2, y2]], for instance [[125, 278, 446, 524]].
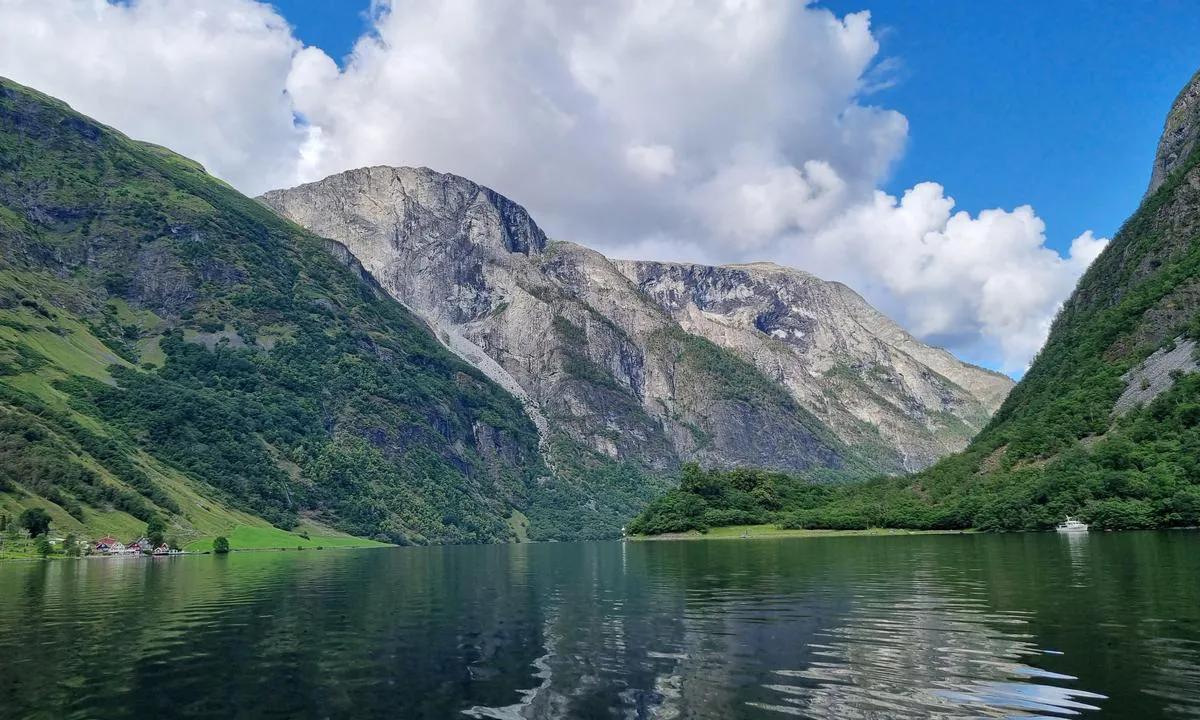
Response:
[[0, 1, 1196, 375]]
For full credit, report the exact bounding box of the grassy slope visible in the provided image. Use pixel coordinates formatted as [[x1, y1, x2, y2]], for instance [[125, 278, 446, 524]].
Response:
[[0, 292, 272, 545], [0, 77, 547, 545], [0, 305, 382, 552], [181, 523, 387, 553]]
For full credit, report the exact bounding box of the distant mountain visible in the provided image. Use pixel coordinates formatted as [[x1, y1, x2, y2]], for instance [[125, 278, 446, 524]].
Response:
[[0, 77, 1014, 547], [0, 77, 547, 545], [259, 167, 1011, 489], [631, 69, 1200, 534]]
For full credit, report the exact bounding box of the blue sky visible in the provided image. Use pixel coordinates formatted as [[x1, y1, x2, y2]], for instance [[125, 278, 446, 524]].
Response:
[[274, 0, 1200, 257], [830, 0, 1200, 251]]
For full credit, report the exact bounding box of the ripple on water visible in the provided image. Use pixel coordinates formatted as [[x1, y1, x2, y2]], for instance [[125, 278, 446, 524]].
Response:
[[750, 580, 1107, 718], [1140, 637, 1200, 718], [3, 535, 1199, 719]]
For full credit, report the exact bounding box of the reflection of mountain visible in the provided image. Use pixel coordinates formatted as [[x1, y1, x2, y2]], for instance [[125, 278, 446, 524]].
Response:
[[3, 535, 1200, 719], [463, 616, 559, 720], [0, 550, 553, 719], [465, 542, 702, 719], [461, 541, 1130, 719], [1142, 637, 1200, 719]]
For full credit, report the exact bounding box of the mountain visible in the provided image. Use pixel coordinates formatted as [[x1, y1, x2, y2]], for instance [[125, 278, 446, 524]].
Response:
[[631, 69, 1200, 535], [0, 77, 549, 546], [259, 168, 1012, 489], [0, 77, 1015, 547]]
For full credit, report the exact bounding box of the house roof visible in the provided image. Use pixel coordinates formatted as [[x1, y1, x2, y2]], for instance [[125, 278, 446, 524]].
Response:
[[97, 536, 118, 545]]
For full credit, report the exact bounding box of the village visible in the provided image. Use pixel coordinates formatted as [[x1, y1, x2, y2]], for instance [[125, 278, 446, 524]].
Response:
[[0, 509, 197, 559], [0, 531, 189, 560], [91, 535, 184, 556]]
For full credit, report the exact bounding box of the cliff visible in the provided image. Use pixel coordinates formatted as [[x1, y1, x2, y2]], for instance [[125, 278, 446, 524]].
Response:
[[260, 167, 1012, 483]]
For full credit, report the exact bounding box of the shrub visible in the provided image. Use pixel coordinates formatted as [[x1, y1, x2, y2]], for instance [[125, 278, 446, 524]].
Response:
[[19, 508, 52, 537]]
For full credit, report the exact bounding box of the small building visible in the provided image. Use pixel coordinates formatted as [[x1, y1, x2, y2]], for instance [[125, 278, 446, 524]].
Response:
[[95, 536, 119, 553], [153, 544, 170, 556], [109, 542, 127, 554]]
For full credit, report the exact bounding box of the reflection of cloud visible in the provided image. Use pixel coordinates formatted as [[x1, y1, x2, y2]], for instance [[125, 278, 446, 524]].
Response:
[[460, 542, 697, 719], [748, 578, 1106, 718], [500, 555, 1112, 718]]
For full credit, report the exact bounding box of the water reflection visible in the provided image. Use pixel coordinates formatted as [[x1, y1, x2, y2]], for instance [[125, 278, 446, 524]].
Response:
[[1062, 532, 1090, 587], [0, 533, 1198, 719], [458, 543, 1115, 719], [463, 616, 557, 720], [1142, 637, 1200, 718], [752, 579, 1106, 718]]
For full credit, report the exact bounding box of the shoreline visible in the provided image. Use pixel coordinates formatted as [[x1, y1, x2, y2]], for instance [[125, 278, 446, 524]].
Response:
[[627, 525, 976, 541], [0, 543, 391, 562]]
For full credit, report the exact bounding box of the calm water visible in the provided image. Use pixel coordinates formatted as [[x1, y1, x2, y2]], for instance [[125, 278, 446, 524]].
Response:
[[1, 533, 1198, 719]]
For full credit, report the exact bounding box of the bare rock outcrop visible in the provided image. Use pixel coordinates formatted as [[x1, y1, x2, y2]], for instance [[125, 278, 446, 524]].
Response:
[[1115, 338, 1199, 415], [261, 167, 1013, 477], [1148, 70, 1200, 196]]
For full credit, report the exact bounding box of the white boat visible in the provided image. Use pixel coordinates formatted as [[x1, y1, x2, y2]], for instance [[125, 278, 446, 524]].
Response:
[[1056, 516, 1089, 533]]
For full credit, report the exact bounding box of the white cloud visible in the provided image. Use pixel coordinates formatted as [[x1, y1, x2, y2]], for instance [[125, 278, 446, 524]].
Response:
[[0, 0, 304, 192], [625, 144, 676, 180], [0, 0, 1106, 371], [800, 184, 1107, 370]]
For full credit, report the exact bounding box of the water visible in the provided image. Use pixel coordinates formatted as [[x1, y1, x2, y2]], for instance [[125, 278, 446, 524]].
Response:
[[1, 532, 1198, 719]]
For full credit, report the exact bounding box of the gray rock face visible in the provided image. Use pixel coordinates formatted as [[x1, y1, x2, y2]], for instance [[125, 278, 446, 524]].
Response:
[[616, 260, 1013, 470], [261, 166, 1012, 476], [1148, 71, 1200, 196], [1115, 338, 1198, 415]]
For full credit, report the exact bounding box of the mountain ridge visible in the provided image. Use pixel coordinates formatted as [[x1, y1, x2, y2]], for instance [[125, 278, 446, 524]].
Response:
[[260, 165, 1012, 482], [0, 77, 555, 545]]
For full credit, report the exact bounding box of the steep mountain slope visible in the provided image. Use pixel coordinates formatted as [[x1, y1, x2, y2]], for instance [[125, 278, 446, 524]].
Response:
[[633, 69, 1200, 534], [260, 167, 1011, 485], [615, 259, 1012, 467], [0, 77, 550, 545]]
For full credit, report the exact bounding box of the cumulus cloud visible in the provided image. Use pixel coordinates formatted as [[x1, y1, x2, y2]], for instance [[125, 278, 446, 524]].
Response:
[[0, 0, 304, 191], [0, 0, 1106, 371], [625, 144, 676, 180], [801, 184, 1107, 368]]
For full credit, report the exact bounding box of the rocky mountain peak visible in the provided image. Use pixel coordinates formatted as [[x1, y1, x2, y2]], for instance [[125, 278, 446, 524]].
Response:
[[1148, 70, 1200, 196], [262, 165, 548, 258], [261, 167, 1013, 478]]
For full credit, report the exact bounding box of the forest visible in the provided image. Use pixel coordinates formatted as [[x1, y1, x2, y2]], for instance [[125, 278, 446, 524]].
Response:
[[632, 347, 1200, 535]]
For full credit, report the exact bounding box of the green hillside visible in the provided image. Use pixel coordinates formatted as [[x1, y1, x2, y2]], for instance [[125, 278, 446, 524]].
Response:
[[632, 70, 1200, 535], [0, 77, 553, 546]]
